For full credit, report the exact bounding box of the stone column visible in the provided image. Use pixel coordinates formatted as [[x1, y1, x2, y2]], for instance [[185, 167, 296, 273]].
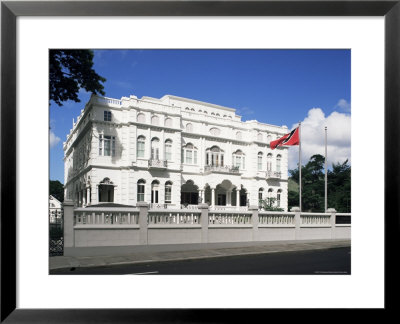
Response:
[[249, 205, 259, 241], [137, 202, 149, 245], [227, 190, 232, 206], [63, 200, 75, 254], [291, 206, 301, 240], [211, 188, 215, 208], [327, 208, 337, 239], [198, 203, 209, 243]]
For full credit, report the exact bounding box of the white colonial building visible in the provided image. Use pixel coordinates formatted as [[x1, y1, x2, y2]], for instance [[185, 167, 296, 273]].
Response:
[[63, 94, 289, 211]]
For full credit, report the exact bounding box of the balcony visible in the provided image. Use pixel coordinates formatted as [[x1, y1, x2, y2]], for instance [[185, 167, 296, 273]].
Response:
[[148, 159, 168, 169], [204, 165, 241, 175], [266, 171, 281, 179]]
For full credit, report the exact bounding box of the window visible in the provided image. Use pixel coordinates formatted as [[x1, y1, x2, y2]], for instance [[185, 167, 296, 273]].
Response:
[[258, 188, 264, 202], [165, 181, 172, 203], [258, 152, 263, 171], [183, 143, 198, 165], [151, 180, 159, 204], [267, 153, 273, 171], [151, 138, 160, 160], [257, 133, 263, 141], [137, 113, 146, 123], [210, 128, 221, 136], [99, 135, 115, 156], [186, 123, 193, 132], [151, 115, 159, 125], [206, 146, 224, 167], [276, 155, 282, 172], [236, 131, 242, 140], [104, 111, 112, 122], [164, 118, 172, 127], [137, 136, 145, 158], [233, 150, 245, 169], [137, 179, 145, 202], [165, 139, 172, 161], [277, 189, 282, 207]]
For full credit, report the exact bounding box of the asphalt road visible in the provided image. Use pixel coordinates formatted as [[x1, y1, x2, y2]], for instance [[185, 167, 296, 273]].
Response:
[[51, 247, 351, 275]]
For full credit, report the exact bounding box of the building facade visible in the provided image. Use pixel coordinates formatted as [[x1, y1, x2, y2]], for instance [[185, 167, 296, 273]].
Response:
[[49, 195, 62, 223], [63, 94, 289, 210]]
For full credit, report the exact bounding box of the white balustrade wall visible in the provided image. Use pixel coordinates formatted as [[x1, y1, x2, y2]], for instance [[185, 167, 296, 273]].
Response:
[[63, 202, 351, 254]]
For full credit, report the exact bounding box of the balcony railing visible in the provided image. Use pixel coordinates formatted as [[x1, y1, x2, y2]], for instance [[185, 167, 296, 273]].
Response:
[[204, 165, 240, 174], [148, 159, 168, 169], [266, 171, 281, 179]]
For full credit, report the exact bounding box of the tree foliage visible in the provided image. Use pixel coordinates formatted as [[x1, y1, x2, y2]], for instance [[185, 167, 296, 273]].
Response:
[[50, 180, 64, 202], [259, 197, 284, 211], [288, 154, 351, 212], [50, 50, 106, 106]]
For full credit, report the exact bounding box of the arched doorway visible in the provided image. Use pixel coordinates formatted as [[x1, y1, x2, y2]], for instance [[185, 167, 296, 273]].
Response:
[[151, 180, 160, 204], [181, 180, 199, 205], [98, 178, 114, 203]]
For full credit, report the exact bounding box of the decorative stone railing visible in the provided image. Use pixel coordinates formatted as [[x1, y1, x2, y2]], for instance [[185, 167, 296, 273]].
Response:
[[63, 202, 351, 250], [94, 96, 122, 107], [74, 207, 139, 226], [300, 213, 331, 226], [208, 211, 252, 225], [266, 171, 281, 179], [148, 210, 201, 225], [204, 165, 240, 174], [210, 205, 248, 211], [148, 159, 168, 168], [258, 212, 295, 226]]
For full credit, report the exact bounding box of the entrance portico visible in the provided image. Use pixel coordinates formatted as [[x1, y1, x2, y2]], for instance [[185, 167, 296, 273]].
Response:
[[204, 180, 248, 209]]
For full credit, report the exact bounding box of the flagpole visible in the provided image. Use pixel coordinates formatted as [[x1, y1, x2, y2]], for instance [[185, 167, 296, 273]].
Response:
[[325, 126, 328, 212], [299, 122, 302, 212]]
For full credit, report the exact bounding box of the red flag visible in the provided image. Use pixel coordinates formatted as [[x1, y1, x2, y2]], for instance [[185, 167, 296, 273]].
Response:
[[270, 127, 300, 150]]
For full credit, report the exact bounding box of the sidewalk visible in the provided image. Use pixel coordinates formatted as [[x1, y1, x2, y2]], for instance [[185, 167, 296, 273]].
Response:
[[50, 239, 351, 271]]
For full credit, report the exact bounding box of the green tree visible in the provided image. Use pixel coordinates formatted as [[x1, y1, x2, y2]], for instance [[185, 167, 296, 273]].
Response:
[[50, 50, 106, 106], [49, 180, 64, 202], [259, 197, 284, 211], [328, 159, 351, 212], [288, 155, 351, 212]]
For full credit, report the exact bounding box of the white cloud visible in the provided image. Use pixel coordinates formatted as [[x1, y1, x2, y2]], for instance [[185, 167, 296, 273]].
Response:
[[50, 130, 61, 148], [288, 108, 351, 171], [335, 99, 351, 112]]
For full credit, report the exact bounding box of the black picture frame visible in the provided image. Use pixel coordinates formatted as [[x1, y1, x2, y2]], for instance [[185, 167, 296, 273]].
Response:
[[1, 0, 398, 321]]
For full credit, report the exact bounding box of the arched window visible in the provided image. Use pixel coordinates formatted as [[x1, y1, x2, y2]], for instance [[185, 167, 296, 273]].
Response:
[[164, 139, 173, 161], [204, 111, 208, 114], [165, 181, 172, 204], [199, 110, 203, 113], [258, 188, 264, 201], [216, 113, 220, 117], [185, 107, 190, 111], [257, 133, 263, 141], [268, 188, 273, 197], [137, 136, 146, 158], [151, 115, 159, 125], [151, 137, 160, 160], [236, 131, 242, 140], [211, 112, 215, 116], [267, 153, 273, 171], [210, 127, 221, 136], [183, 143, 198, 165], [276, 154, 282, 172], [258, 152, 263, 171], [164, 118, 173, 127], [137, 113, 146, 123], [151, 180, 160, 204], [186, 123, 193, 132], [233, 150, 245, 169], [137, 179, 145, 202], [206, 146, 224, 167], [190, 108, 195, 112], [277, 189, 282, 207]]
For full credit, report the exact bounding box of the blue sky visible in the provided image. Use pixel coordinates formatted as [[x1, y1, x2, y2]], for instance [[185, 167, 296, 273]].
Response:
[[50, 49, 351, 183]]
